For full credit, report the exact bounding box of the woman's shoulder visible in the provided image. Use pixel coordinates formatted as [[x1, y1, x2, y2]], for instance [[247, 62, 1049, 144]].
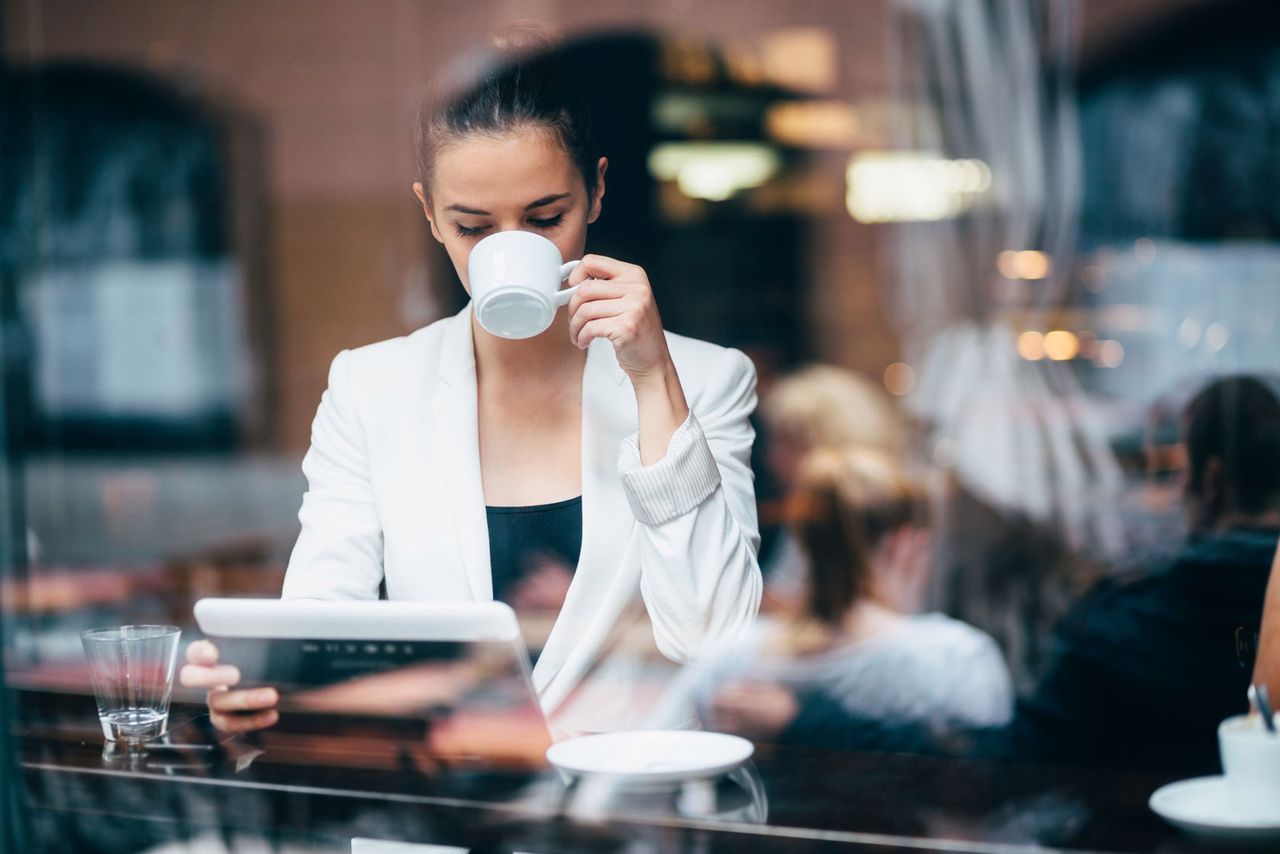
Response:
[[663, 331, 749, 370], [835, 613, 1009, 691], [331, 310, 463, 390], [901, 613, 1006, 661], [846, 614, 1012, 726], [662, 332, 756, 402]]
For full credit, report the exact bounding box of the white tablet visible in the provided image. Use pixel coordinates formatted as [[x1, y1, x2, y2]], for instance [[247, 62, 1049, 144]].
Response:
[[191, 598, 552, 767], [194, 598, 523, 643]]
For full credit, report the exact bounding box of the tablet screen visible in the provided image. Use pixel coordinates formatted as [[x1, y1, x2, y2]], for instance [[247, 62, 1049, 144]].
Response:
[[192, 601, 552, 770]]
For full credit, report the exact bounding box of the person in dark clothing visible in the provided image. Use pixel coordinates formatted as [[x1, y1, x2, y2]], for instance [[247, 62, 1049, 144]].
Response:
[[1006, 525, 1275, 773], [768, 374, 1280, 774]]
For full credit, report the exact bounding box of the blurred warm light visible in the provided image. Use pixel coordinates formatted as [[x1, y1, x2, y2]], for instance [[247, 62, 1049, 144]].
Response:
[[1134, 237, 1157, 265], [765, 100, 859, 148], [996, 250, 1053, 280], [1097, 339, 1125, 368], [661, 37, 716, 84], [882, 362, 915, 396], [648, 142, 781, 201], [1043, 330, 1079, 361], [845, 152, 990, 223], [1016, 330, 1046, 360], [723, 42, 765, 85], [1205, 321, 1229, 351], [760, 28, 837, 93]]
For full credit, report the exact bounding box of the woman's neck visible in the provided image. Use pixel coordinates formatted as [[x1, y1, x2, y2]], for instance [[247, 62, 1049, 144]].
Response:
[[841, 598, 905, 644], [471, 310, 586, 387]]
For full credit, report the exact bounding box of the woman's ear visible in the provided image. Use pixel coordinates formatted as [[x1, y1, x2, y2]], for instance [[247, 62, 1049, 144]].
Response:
[[587, 157, 608, 225], [413, 182, 445, 244]]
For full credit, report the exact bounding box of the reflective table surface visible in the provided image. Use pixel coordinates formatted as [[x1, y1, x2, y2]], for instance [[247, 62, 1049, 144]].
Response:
[[14, 688, 1255, 853]]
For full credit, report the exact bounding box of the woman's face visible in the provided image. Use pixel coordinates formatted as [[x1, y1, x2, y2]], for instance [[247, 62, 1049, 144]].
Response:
[[414, 126, 607, 293]]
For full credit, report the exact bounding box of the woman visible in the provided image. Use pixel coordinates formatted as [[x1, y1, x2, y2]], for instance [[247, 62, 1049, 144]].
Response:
[[181, 46, 762, 734], [691, 446, 1011, 744], [757, 364, 907, 612]]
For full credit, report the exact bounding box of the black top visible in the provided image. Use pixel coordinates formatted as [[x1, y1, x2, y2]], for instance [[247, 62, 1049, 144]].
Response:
[[485, 496, 583, 606]]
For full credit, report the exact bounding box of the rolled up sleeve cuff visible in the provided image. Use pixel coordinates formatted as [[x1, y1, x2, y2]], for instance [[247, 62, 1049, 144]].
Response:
[[617, 412, 722, 526]]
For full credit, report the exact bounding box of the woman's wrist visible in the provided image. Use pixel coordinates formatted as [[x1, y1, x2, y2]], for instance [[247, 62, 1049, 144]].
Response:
[[631, 359, 690, 465]]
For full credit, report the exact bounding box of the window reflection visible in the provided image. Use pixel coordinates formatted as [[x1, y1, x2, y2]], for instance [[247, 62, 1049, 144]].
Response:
[[3, 1, 1280, 851]]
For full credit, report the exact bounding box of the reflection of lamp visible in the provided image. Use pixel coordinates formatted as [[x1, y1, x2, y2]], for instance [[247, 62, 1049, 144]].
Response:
[[1043, 330, 1079, 361], [845, 152, 990, 222], [765, 100, 859, 148], [759, 27, 838, 93], [1017, 330, 1046, 360], [883, 361, 915, 396], [1097, 339, 1125, 367], [997, 250, 1053, 280], [648, 142, 781, 202]]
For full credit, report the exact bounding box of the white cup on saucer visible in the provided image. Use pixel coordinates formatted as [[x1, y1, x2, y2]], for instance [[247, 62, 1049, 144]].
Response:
[[1219, 713, 1280, 821], [467, 231, 580, 340]]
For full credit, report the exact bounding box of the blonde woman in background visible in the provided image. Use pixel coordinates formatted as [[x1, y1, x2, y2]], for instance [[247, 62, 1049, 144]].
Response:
[[692, 446, 1013, 745], [759, 365, 908, 612]]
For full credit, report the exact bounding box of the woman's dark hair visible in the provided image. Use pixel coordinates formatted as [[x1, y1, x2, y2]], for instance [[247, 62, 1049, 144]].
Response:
[[1183, 373, 1280, 527], [415, 46, 596, 196]]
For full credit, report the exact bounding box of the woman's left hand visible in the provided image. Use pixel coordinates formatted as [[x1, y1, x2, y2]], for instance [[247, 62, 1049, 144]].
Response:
[[566, 254, 674, 382]]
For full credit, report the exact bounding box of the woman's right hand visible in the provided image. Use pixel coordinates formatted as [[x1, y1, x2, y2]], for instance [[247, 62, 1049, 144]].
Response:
[[179, 640, 279, 734]]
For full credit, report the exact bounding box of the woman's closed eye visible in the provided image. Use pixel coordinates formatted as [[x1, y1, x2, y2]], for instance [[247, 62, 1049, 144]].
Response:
[[453, 212, 564, 239], [528, 212, 565, 230], [454, 222, 489, 238]]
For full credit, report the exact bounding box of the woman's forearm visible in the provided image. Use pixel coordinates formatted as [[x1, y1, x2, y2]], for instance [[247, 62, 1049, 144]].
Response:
[[631, 361, 690, 466], [1254, 540, 1280, 697]]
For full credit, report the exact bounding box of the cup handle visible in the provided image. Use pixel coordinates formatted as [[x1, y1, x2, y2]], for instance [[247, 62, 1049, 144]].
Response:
[[555, 260, 580, 308]]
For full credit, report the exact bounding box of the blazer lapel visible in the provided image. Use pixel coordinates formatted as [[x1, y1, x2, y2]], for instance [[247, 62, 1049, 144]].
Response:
[[531, 338, 636, 700], [432, 305, 492, 601]]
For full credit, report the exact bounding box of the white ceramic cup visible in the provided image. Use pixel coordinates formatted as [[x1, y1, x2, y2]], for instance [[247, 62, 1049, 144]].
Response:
[[467, 231, 580, 340], [1218, 713, 1280, 820]]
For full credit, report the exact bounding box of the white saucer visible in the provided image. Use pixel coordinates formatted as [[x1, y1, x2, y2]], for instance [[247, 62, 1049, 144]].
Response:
[[1149, 776, 1280, 844], [546, 730, 754, 786]]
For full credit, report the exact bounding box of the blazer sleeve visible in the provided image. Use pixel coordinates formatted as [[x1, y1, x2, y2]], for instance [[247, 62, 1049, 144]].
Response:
[[281, 349, 385, 600], [616, 346, 762, 662]]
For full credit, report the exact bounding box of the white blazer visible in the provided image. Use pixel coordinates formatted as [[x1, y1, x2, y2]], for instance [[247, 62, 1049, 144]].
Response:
[[281, 304, 762, 728]]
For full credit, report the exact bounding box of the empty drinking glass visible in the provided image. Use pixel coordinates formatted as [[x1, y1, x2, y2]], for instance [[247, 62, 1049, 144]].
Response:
[[80, 625, 181, 745]]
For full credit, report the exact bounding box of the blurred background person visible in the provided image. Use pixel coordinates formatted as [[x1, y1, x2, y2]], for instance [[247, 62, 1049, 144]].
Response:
[[755, 374, 1280, 770], [1006, 373, 1280, 773], [757, 365, 907, 613], [691, 446, 1013, 749]]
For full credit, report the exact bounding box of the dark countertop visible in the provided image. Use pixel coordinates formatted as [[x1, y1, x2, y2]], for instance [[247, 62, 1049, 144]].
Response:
[[13, 690, 1250, 853]]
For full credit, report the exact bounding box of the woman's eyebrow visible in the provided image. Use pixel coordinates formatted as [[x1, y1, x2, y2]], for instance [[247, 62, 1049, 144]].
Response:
[[444, 193, 570, 216], [524, 192, 571, 210]]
